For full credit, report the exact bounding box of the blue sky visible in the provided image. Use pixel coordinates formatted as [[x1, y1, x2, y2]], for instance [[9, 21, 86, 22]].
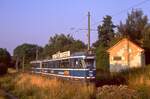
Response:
[[0, 0, 150, 55]]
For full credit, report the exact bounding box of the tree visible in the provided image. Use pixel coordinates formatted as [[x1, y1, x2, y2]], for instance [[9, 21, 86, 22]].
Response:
[[96, 43, 109, 71], [93, 15, 116, 47], [93, 15, 115, 71], [43, 34, 86, 58], [13, 44, 43, 68], [0, 63, 8, 75], [118, 9, 149, 45], [118, 9, 150, 65], [0, 48, 11, 65], [0, 48, 11, 74], [143, 24, 150, 64]]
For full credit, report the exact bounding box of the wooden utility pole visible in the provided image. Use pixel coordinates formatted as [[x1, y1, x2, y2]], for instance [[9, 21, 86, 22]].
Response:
[[87, 12, 91, 51], [22, 55, 25, 72], [36, 47, 39, 60], [127, 39, 130, 67], [15, 56, 19, 72]]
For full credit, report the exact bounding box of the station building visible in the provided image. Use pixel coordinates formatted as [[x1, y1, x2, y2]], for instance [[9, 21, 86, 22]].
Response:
[[107, 38, 145, 72]]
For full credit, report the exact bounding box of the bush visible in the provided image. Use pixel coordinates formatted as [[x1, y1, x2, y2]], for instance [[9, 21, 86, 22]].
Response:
[[0, 48, 11, 66], [96, 73, 127, 87], [96, 44, 109, 71], [97, 85, 139, 99], [0, 63, 8, 75]]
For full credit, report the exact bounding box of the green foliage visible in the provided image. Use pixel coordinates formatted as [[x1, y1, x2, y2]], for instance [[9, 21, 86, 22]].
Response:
[[0, 48, 11, 65], [43, 34, 86, 57], [13, 44, 43, 68], [96, 44, 109, 71], [143, 26, 150, 64], [118, 9, 149, 45], [0, 63, 8, 75], [0, 48, 11, 74], [93, 15, 116, 47], [117, 9, 150, 64], [94, 15, 116, 71]]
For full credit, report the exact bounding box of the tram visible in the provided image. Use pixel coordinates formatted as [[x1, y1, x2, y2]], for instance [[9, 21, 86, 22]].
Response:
[[30, 51, 96, 80]]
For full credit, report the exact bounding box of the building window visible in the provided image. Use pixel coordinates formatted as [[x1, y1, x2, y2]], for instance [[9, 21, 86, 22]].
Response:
[[113, 56, 122, 61]]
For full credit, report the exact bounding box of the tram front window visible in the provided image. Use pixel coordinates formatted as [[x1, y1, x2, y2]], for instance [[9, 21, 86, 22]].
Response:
[[70, 58, 84, 68], [85, 59, 95, 69]]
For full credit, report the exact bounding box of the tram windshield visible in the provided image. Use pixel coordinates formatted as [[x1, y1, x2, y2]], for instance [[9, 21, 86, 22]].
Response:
[[85, 59, 95, 69], [70, 58, 84, 68]]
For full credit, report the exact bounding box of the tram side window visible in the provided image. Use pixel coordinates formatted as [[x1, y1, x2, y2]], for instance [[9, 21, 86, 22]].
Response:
[[48, 61, 54, 68], [70, 59, 75, 68], [33, 63, 40, 68], [85, 59, 94, 69], [43, 62, 48, 68], [70, 58, 83, 68], [52, 61, 59, 68], [51, 60, 60, 68], [60, 59, 69, 68], [78, 59, 83, 68]]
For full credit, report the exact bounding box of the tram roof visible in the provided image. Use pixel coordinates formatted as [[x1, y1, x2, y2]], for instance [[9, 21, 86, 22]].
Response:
[[30, 52, 95, 63], [43, 55, 95, 62]]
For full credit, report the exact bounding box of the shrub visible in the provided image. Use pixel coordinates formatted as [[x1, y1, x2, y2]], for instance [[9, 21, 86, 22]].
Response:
[[96, 44, 109, 71], [96, 73, 127, 87], [96, 85, 139, 99], [0, 48, 11, 66], [136, 85, 150, 99], [0, 63, 8, 75]]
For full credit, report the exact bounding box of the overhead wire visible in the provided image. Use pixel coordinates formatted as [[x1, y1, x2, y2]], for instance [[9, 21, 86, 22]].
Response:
[[69, 14, 87, 33], [91, 0, 150, 27], [69, 0, 150, 40]]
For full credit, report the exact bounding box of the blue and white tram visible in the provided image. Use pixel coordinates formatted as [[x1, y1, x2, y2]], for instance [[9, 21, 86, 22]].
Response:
[[30, 52, 96, 80]]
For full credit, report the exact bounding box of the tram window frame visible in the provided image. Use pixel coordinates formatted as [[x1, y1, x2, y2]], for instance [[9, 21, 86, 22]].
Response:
[[32, 63, 40, 68], [60, 59, 69, 68], [54, 60, 61, 68], [73, 58, 83, 69], [84, 59, 94, 69], [58, 61, 60, 68], [52, 61, 55, 68], [47, 61, 52, 68], [43, 62, 48, 68], [70, 58, 75, 68]]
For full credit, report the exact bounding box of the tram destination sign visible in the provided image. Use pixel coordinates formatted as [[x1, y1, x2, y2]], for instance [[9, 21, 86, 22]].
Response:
[[52, 51, 70, 59]]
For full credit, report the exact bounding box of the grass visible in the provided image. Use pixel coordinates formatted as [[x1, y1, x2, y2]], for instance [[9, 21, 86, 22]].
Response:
[[0, 90, 7, 99], [120, 65, 150, 99], [0, 65, 150, 99], [96, 65, 150, 99], [0, 73, 95, 99]]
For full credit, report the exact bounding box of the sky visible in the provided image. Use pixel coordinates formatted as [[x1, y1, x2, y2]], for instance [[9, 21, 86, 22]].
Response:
[[0, 0, 150, 55]]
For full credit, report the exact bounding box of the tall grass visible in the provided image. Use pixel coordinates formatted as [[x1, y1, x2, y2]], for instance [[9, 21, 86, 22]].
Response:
[[118, 65, 150, 87], [109, 65, 150, 98], [96, 65, 150, 98], [0, 90, 7, 99], [1, 65, 150, 99], [0, 73, 95, 99]]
